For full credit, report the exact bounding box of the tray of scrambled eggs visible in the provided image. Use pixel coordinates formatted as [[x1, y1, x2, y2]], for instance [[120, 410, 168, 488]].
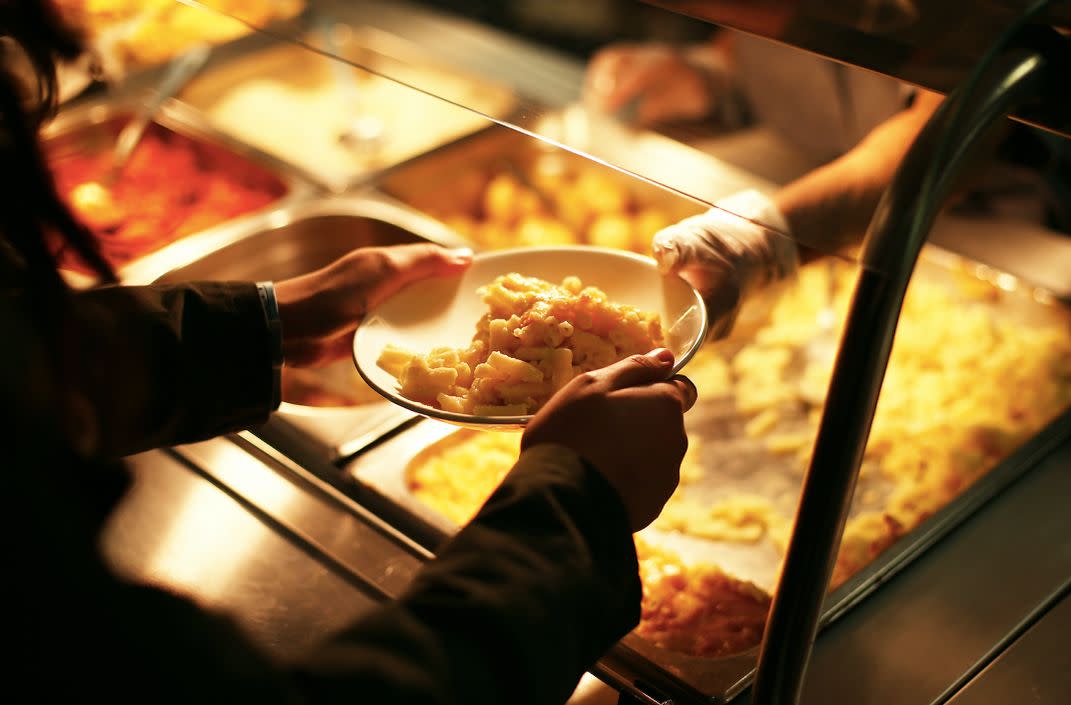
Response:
[[55, 0, 307, 79], [345, 247, 1071, 702]]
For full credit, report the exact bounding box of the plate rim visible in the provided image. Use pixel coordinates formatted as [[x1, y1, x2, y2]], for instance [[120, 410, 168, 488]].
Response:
[[353, 245, 709, 427]]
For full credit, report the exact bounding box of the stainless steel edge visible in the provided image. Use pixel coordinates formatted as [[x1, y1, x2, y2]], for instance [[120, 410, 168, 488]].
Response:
[[173, 434, 429, 600], [149, 191, 471, 463], [942, 584, 1071, 705], [43, 94, 321, 286], [232, 430, 434, 561], [102, 445, 388, 662]]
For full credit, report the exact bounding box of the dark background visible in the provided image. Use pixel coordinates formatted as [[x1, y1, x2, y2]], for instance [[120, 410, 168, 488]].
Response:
[[411, 0, 713, 57]]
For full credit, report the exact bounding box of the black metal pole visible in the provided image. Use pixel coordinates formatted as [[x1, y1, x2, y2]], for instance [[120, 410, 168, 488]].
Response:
[[750, 46, 1052, 705]]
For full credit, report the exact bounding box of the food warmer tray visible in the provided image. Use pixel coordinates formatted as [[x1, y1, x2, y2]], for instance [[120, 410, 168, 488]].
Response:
[[174, 23, 517, 194], [372, 108, 778, 218], [340, 247, 1071, 704], [43, 95, 320, 288]]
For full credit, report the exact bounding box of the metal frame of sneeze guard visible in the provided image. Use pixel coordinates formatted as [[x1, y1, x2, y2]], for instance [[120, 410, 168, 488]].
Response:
[[645, 0, 1071, 139], [166, 0, 816, 251], [748, 22, 1069, 705]]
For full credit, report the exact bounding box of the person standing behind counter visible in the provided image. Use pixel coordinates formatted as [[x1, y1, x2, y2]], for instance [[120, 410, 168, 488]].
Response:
[[3, 3, 696, 704], [585, 29, 956, 335], [589, 24, 1071, 333]]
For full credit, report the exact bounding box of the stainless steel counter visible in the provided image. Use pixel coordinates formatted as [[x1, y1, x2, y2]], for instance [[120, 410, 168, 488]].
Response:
[[99, 437, 427, 663], [947, 592, 1071, 705], [98, 425, 1071, 704]]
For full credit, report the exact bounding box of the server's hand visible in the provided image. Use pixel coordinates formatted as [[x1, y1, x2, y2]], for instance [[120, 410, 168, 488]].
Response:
[[652, 190, 797, 340], [584, 42, 727, 127], [275, 244, 473, 367], [522, 348, 697, 531]]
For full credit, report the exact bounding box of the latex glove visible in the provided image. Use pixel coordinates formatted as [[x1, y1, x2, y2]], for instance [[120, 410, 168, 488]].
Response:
[[652, 190, 797, 340], [584, 42, 729, 127]]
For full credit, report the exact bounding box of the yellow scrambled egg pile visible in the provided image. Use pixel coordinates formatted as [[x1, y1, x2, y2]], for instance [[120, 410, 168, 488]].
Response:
[[430, 160, 690, 254]]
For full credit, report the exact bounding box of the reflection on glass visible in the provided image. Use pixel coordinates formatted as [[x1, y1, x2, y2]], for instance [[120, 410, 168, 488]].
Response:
[[178, 22, 514, 191], [140, 0, 817, 246]]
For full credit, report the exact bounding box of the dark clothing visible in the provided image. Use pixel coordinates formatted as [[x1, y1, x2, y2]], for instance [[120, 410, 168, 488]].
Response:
[[3, 281, 639, 705], [63, 282, 276, 456], [293, 445, 640, 705]]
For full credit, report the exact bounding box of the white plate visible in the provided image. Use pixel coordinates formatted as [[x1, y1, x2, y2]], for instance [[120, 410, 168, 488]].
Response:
[[353, 246, 708, 429]]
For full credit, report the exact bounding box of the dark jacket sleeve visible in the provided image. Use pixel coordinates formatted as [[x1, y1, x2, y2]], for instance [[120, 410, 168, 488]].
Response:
[[12, 367, 638, 705], [9, 277, 638, 705], [67, 282, 275, 457], [291, 443, 641, 705]]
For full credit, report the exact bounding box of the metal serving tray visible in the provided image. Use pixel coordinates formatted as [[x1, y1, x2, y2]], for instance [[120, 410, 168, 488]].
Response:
[[374, 114, 776, 227], [153, 194, 469, 463], [44, 96, 318, 288], [70, 0, 310, 90], [176, 24, 516, 194], [342, 246, 1071, 704]]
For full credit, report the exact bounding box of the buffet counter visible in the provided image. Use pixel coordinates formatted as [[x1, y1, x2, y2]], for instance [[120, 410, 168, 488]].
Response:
[[50, 0, 1071, 703], [103, 426, 1071, 704]]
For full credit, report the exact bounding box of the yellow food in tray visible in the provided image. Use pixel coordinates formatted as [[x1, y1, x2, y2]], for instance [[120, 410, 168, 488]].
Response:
[[636, 540, 770, 659], [407, 430, 706, 527], [435, 161, 682, 255], [403, 431, 758, 656], [408, 430, 522, 526], [666, 258, 1071, 589], [655, 494, 788, 544], [57, 0, 304, 72], [378, 273, 664, 416], [396, 255, 1071, 659]]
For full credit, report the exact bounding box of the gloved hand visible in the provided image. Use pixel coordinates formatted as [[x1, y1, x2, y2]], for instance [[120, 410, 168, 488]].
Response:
[[584, 42, 730, 127], [652, 190, 797, 339]]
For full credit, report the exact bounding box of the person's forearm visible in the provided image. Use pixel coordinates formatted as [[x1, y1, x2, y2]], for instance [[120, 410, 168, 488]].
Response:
[[70, 282, 275, 457], [293, 444, 641, 705], [774, 90, 944, 261]]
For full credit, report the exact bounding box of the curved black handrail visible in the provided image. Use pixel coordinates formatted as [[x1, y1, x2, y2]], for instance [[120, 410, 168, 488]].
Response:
[[749, 43, 1057, 705]]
